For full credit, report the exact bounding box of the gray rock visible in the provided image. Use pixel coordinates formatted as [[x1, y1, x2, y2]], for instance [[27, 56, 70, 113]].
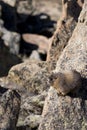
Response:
[[29, 51, 41, 61], [24, 114, 41, 128], [2, 29, 20, 55], [8, 61, 50, 94], [6, 61, 51, 129], [0, 87, 21, 130], [17, 0, 33, 15], [38, 1, 87, 130]]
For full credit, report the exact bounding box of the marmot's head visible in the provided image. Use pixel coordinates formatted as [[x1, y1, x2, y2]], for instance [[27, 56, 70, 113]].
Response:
[[49, 72, 63, 86]]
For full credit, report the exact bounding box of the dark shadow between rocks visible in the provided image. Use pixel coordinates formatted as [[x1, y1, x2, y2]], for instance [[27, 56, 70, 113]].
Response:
[[68, 77, 87, 100], [68, 0, 84, 22], [17, 13, 56, 38], [0, 86, 8, 95], [0, 1, 17, 31], [19, 36, 38, 57], [0, 39, 22, 77]]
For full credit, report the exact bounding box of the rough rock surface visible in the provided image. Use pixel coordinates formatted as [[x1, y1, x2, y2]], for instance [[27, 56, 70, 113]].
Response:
[[38, 1, 87, 130], [8, 61, 50, 94], [47, 0, 83, 70], [3, 60, 51, 129], [0, 87, 21, 130]]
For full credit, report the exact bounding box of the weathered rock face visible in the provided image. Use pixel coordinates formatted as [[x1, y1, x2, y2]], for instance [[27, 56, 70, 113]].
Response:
[[55, 7, 87, 77], [8, 61, 50, 94], [47, 0, 83, 70], [38, 1, 87, 130], [0, 86, 21, 130], [4, 60, 51, 129]]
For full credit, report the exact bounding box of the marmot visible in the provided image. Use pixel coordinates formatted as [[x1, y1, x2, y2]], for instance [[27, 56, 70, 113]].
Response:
[[50, 70, 82, 96]]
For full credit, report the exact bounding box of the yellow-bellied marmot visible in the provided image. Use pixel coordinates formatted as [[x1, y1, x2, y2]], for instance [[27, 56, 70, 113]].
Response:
[[50, 70, 82, 96]]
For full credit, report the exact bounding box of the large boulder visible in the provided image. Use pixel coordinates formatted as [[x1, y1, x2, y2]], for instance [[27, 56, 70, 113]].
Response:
[[2, 60, 51, 129], [38, 1, 87, 130]]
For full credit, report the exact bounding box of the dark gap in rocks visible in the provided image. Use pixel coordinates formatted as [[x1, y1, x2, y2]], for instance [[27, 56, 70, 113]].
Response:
[[17, 13, 56, 38], [19, 36, 38, 57]]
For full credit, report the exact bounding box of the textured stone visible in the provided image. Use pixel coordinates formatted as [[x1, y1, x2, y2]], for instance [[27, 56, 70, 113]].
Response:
[[47, 0, 83, 70], [38, 1, 87, 130], [0, 87, 21, 130], [8, 61, 50, 94], [5, 60, 51, 129]]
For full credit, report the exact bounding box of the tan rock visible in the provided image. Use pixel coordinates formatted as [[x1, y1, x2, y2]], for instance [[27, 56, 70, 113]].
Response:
[[1, 0, 16, 7], [22, 34, 49, 54]]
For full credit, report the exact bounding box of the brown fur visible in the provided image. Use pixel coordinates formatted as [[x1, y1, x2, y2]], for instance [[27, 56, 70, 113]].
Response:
[[50, 70, 82, 96]]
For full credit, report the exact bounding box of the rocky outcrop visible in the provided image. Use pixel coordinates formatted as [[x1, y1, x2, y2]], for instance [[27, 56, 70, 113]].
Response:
[[0, 86, 21, 130], [38, 1, 87, 130], [1, 60, 51, 129], [47, 0, 83, 70]]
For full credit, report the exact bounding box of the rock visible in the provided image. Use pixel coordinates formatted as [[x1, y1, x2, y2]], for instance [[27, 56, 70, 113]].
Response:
[[5, 60, 51, 129], [2, 0, 16, 7], [16, 92, 46, 129], [24, 114, 41, 128], [55, 6, 87, 77], [47, 0, 83, 70], [22, 34, 49, 54], [17, 0, 33, 15], [33, 0, 62, 21], [38, 1, 87, 130], [29, 50, 41, 61], [8, 60, 50, 94], [39, 86, 87, 130], [0, 86, 21, 130], [2, 28, 20, 55]]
